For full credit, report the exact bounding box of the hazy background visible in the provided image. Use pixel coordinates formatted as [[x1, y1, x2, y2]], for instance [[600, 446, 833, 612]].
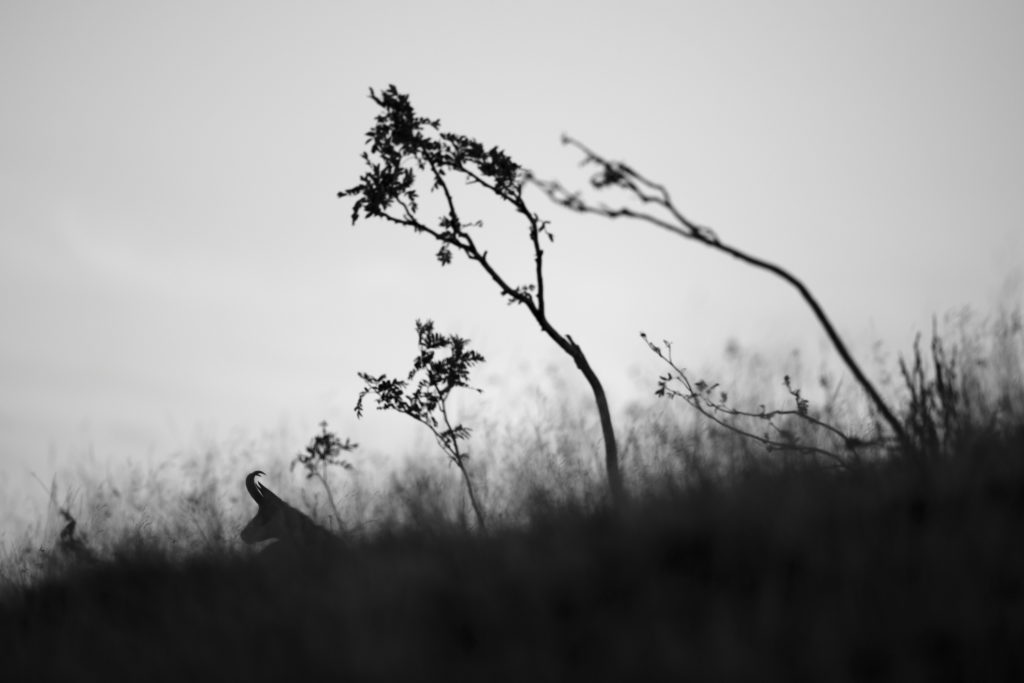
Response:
[[1, 1, 1021, 532]]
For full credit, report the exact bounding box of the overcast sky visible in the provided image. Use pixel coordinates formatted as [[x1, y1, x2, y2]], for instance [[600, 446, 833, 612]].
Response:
[[1, 1, 1022, 525]]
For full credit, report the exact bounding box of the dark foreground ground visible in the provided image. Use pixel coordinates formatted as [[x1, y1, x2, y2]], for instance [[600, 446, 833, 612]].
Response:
[[2, 430, 1023, 682]]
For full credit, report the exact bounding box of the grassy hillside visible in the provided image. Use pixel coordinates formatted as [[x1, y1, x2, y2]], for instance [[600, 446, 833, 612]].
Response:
[[2, 424, 1022, 682], [2, 310, 1021, 681]]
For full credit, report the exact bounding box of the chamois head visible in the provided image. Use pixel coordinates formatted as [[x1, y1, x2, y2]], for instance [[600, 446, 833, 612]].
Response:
[[241, 470, 282, 544], [241, 470, 336, 549]]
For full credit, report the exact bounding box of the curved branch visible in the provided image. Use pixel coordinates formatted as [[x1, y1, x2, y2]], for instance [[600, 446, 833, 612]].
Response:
[[531, 140, 909, 454]]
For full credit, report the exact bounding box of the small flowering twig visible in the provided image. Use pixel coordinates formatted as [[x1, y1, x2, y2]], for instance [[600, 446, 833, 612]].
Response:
[[642, 333, 877, 468]]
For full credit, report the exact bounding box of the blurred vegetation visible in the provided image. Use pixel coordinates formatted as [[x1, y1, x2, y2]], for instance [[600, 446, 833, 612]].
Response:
[[1, 306, 1021, 681]]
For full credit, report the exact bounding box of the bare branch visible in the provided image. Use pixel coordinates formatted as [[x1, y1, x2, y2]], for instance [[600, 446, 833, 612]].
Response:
[[531, 138, 909, 455], [641, 333, 881, 468]]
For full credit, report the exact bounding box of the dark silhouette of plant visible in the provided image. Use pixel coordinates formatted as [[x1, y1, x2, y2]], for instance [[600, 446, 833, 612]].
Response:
[[291, 420, 357, 529], [355, 319, 488, 531], [642, 333, 877, 469], [530, 137, 911, 456], [340, 86, 623, 504], [29, 473, 96, 569], [898, 319, 974, 458]]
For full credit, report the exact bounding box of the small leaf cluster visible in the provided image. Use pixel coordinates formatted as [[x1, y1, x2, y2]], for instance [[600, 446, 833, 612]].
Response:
[[356, 320, 484, 464], [292, 420, 358, 477], [339, 85, 559, 321], [339, 85, 525, 271], [784, 375, 810, 417]]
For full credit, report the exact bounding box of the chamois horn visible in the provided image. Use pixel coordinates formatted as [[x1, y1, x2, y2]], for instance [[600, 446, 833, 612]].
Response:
[[245, 470, 265, 503]]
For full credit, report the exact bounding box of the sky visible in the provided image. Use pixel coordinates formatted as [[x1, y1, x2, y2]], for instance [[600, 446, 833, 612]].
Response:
[[1, 1, 1022, 529]]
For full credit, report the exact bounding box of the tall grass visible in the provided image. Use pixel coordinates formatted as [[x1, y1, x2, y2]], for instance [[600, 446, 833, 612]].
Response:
[[1, 307, 1022, 681]]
